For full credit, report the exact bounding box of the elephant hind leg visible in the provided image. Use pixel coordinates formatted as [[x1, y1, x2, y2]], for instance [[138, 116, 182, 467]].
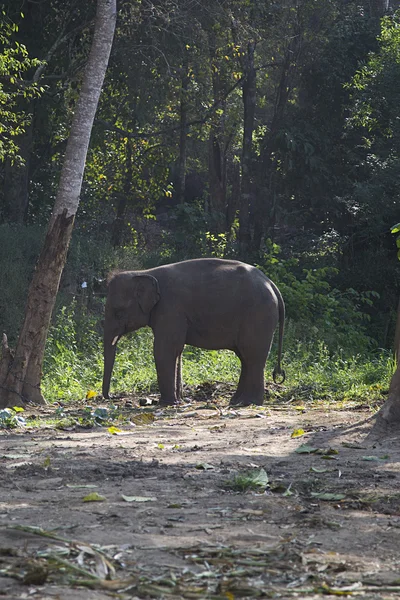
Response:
[[230, 351, 266, 407]]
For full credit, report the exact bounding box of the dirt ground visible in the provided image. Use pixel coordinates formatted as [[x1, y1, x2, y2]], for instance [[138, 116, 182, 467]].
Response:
[[1, 388, 400, 599]]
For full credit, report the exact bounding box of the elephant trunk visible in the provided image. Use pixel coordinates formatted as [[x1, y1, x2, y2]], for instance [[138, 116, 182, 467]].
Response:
[[102, 336, 118, 399]]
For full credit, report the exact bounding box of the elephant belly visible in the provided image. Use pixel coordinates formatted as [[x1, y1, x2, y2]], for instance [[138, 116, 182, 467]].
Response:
[[185, 322, 236, 351]]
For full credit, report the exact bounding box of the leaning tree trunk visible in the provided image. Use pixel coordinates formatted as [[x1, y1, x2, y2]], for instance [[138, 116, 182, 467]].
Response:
[[0, 0, 116, 409]]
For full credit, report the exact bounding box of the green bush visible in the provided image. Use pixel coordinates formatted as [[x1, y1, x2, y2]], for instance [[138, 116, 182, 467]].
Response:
[[256, 241, 376, 355]]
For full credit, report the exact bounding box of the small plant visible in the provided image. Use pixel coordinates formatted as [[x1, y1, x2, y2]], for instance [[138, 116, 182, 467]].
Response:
[[224, 468, 269, 493], [0, 408, 26, 429]]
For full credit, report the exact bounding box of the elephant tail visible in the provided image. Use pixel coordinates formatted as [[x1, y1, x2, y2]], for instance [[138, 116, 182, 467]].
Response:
[[270, 281, 285, 384]]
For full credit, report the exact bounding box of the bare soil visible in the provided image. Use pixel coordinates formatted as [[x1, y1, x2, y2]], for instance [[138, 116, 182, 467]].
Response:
[[1, 387, 400, 599]]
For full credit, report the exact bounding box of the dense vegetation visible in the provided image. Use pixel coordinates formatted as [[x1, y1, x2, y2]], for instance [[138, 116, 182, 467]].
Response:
[[1, 0, 400, 405]]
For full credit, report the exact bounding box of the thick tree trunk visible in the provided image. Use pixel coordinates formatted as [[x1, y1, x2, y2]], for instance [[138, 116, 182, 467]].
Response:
[[366, 296, 400, 439], [0, 0, 116, 409], [239, 40, 256, 255]]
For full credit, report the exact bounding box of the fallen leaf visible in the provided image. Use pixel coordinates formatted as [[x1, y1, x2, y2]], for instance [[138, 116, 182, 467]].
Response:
[[131, 413, 155, 426], [83, 492, 106, 502], [107, 426, 122, 434], [66, 484, 98, 489], [295, 444, 318, 454], [311, 492, 346, 501], [291, 428, 306, 438], [121, 495, 157, 503]]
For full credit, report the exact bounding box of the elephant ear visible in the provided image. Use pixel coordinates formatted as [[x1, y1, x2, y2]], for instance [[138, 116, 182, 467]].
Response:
[[135, 275, 160, 315]]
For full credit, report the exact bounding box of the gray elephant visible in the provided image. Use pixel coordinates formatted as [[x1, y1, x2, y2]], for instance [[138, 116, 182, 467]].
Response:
[[102, 258, 285, 406]]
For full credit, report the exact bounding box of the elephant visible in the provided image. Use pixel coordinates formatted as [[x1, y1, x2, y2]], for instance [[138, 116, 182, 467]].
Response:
[[102, 258, 285, 406]]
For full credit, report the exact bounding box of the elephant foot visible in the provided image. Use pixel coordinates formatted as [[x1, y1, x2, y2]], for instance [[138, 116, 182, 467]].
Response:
[[158, 396, 178, 407], [229, 394, 264, 407]]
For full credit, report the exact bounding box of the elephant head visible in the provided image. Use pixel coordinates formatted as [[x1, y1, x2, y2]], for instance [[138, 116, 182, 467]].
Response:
[[102, 272, 160, 398]]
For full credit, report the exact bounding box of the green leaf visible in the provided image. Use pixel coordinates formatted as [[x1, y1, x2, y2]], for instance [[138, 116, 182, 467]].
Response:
[[311, 492, 346, 501], [83, 492, 106, 502], [391, 223, 400, 234], [248, 468, 269, 487]]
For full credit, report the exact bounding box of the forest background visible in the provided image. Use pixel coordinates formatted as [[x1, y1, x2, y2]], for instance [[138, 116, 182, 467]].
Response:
[[1, 0, 400, 407]]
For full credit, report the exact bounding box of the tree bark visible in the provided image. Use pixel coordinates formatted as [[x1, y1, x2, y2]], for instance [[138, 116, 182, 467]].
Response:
[[365, 296, 400, 439], [0, 0, 116, 409], [239, 40, 256, 255]]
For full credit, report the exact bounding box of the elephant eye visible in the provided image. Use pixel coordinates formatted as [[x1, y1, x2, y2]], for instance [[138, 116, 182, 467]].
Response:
[[114, 308, 125, 320]]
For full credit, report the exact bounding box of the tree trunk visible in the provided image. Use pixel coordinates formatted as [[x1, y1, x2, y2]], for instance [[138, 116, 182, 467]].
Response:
[[227, 160, 240, 232], [3, 109, 34, 223], [207, 32, 227, 233], [208, 133, 227, 232], [239, 40, 256, 255], [367, 0, 389, 16], [255, 35, 300, 252], [111, 139, 132, 247], [366, 296, 400, 439], [176, 59, 189, 205], [0, 0, 116, 409]]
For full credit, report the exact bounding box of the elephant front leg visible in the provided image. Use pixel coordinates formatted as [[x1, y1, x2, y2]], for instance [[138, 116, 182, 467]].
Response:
[[154, 339, 183, 406]]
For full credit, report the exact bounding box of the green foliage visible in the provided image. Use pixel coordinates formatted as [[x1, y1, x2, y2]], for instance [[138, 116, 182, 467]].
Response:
[[151, 203, 231, 264], [256, 242, 375, 354], [0, 13, 43, 162], [275, 340, 392, 406], [0, 224, 44, 343]]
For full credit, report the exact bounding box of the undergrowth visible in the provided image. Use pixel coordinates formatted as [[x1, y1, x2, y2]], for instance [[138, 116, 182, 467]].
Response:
[[42, 302, 392, 408]]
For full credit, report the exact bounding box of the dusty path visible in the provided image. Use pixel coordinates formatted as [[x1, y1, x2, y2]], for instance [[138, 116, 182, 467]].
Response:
[[1, 398, 399, 599]]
